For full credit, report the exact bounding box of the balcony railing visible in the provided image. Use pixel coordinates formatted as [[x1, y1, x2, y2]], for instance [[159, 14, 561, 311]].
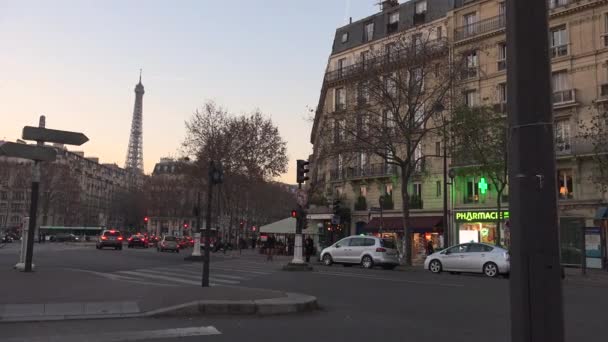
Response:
[[550, 44, 568, 58], [497, 59, 506, 71], [460, 66, 479, 80], [555, 136, 597, 156], [324, 38, 448, 84], [553, 89, 576, 106], [409, 195, 423, 209], [548, 0, 571, 10], [455, 14, 505, 41]]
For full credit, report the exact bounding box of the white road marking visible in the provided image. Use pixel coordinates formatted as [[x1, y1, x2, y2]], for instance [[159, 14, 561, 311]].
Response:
[[2, 326, 221, 342], [140, 268, 240, 285], [209, 266, 270, 275], [161, 267, 248, 280], [116, 270, 217, 286], [314, 270, 465, 287]]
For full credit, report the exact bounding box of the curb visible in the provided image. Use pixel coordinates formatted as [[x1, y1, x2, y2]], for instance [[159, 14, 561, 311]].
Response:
[[0, 293, 318, 323]]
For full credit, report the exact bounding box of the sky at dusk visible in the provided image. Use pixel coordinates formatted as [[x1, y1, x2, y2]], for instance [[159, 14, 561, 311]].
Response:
[[0, 0, 381, 183]]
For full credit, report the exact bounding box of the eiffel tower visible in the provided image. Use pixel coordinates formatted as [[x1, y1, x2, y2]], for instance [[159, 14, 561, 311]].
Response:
[[125, 70, 145, 176]]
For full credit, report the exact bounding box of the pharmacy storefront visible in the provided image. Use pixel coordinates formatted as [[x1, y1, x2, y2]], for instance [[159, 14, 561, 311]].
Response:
[[455, 209, 510, 246]]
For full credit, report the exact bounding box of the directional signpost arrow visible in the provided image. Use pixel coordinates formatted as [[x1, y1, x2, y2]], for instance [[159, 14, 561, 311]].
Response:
[[22, 126, 89, 146], [0, 141, 56, 162]]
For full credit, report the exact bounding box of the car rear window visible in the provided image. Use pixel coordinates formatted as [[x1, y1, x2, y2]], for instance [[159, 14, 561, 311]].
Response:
[[381, 239, 396, 249], [164, 236, 176, 241], [103, 231, 121, 237]]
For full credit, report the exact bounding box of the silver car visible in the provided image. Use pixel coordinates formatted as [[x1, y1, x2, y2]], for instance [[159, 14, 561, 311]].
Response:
[[157, 236, 180, 253], [320, 236, 400, 270], [424, 243, 510, 277]]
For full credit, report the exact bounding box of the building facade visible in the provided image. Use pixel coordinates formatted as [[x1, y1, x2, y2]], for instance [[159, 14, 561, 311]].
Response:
[[309, 0, 608, 265]]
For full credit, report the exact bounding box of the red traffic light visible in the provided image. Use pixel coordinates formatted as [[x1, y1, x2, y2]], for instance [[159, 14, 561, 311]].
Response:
[[183, 223, 189, 228], [291, 210, 297, 218], [252, 226, 257, 232], [144, 217, 149, 223]]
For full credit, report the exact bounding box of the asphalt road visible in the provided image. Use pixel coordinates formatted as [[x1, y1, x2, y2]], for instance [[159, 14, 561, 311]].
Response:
[[1, 243, 607, 341]]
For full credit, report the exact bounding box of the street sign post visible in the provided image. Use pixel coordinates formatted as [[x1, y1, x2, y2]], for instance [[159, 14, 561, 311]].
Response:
[[0, 141, 56, 162], [22, 126, 88, 146], [15, 116, 88, 273]]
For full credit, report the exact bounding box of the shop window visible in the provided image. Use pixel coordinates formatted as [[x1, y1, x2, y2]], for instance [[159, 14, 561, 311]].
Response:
[[436, 181, 441, 197], [557, 169, 574, 199]]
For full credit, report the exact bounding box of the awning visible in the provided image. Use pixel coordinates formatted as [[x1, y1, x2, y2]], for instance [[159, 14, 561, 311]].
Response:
[[595, 207, 608, 220], [363, 216, 443, 233], [259, 217, 318, 235]]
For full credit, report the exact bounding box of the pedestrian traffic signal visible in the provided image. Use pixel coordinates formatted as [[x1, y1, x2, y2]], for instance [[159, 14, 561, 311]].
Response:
[[296, 159, 310, 184]]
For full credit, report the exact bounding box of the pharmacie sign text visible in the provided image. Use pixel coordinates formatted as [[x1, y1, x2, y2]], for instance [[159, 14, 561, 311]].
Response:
[[455, 210, 510, 222]]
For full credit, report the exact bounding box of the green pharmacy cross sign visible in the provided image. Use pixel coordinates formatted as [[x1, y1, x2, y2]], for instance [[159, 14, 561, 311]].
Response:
[[478, 177, 488, 194]]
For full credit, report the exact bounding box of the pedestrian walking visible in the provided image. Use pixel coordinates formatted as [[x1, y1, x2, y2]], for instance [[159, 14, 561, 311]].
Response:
[[304, 236, 314, 263], [266, 235, 275, 261], [426, 240, 435, 256]]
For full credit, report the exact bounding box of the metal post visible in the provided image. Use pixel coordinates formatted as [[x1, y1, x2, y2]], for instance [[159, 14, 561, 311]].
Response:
[[202, 161, 214, 287], [443, 131, 449, 248], [581, 226, 587, 276], [191, 191, 202, 258], [291, 183, 305, 264], [507, 1, 564, 341]]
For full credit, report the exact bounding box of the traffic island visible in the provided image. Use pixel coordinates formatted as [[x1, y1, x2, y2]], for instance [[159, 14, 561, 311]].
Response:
[[282, 262, 313, 272]]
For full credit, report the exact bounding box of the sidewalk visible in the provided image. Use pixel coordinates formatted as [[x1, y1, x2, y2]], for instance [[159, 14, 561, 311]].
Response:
[[0, 268, 317, 323]]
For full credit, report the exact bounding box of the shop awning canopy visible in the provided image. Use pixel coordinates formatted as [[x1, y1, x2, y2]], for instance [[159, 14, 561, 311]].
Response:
[[259, 218, 319, 235], [364, 216, 443, 233]]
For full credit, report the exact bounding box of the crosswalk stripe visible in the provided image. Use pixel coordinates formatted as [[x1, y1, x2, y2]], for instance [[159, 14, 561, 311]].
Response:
[[209, 266, 270, 275], [136, 269, 240, 285], [169, 268, 248, 280], [116, 270, 217, 286]]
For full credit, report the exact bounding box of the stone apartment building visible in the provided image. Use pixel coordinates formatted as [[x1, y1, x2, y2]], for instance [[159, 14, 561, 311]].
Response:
[[0, 144, 130, 234], [309, 0, 608, 265]]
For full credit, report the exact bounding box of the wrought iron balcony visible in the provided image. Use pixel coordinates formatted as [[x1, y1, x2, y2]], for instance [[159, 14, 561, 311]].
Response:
[[555, 136, 597, 157], [324, 38, 448, 85], [548, 0, 571, 10], [455, 14, 505, 41]]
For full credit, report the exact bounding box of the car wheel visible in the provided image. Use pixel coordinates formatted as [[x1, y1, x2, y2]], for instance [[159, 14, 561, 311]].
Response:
[[483, 262, 499, 278], [429, 259, 442, 273], [322, 254, 333, 266], [382, 265, 396, 270], [361, 255, 374, 269]]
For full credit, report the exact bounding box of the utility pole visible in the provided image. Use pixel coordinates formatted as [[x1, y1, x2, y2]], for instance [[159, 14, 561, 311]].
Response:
[[507, 1, 564, 341], [284, 159, 312, 271], [442, 128, 449, 248]]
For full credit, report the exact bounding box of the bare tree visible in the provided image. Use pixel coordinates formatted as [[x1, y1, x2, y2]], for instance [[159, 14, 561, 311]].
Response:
[[450, 105, 509, 246], [579, 106, 608, 192], [316, 30, 464, 265]]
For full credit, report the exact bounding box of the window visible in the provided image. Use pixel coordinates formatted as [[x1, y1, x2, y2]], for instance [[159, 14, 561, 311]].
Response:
[[349, 238, 365, 247], [466, 178, 480, 203], [10, 215, 20, 224], [497, 43, 507, 71], [335, 87, 346, 111], [603, 13, 608, 47], [557, 169, 574, 199], [364, 22, 374, 42], [414, 143, 423, 172], [358, 81, 369, 104], [0, 191, 6, 200], [435, 141, 441, 156], [360, 185, 367, 197], [363, 238, 376, 247], [360, 50, 370, 66], [498, 83, 507, 103], [411, 67, 424, 92], [499, 2, 506, 15], [414, 105, 425, 126], [341, 32, 349, 43], [469, 243, 494, 252], [555, 120, 571, 153], [550, 26, 568, 58], [464, 50, 478, 78], [436, 180, 442, 197], [464, 90, 478, 107], [548, 0, 569, 9], [337, 58, 346, 72], [385, 42, 397, 61], [446, 244, 469, 254], [0, 203, 6, 210], [412, 33, 423, 53], [437, 26, 443, 39], [383, 109, 395, 131], [415, 1, 427, 14], [552, 71, 573, 104], [413, 183, 422, 198], [0, 215, 4, 225], [463, 12, 478, 36], [385, 73, 397, 96], [338, 154, 344, 175], [338, 119, 346, 142], [387, 12, 399, 34], [385, 183, 393, 195], [381, 239, 396, 249]]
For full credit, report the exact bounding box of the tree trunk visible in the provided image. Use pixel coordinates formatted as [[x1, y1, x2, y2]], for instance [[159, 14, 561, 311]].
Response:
[[400, 165, 413, 266], [495, 190, 503, 247]]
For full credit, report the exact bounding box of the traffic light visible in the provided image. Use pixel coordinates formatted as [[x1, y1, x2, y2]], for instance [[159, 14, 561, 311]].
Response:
[[296, 159, 310, 184], [240, 221, 245, 230], [183, 222, 189, 229], [291, 209, 298, 218], [252, 226, 257, 232], [144, 216, 149, 223]]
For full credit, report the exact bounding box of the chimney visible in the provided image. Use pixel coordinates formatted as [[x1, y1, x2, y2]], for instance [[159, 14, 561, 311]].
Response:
[[381, 0, 399, 11]]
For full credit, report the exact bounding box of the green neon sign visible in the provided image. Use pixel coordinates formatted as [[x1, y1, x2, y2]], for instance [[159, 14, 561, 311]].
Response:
[[478, 178, 488, 194], [455, 210, 510, 222]]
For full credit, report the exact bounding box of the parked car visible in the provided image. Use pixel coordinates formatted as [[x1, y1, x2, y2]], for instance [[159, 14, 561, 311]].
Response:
[[157, 236, 179, 253], [96, 230, 124, 250], [52, 233, 79, 242], [320, 235, 399, 270], [1, 234, 13, 243], [127, 234, 148, 248], [424, 242, 510, 278]]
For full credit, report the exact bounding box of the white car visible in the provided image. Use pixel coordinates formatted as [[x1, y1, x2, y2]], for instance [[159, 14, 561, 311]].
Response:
[[320, 236, 400, 270], [424, 243, 510, 278]]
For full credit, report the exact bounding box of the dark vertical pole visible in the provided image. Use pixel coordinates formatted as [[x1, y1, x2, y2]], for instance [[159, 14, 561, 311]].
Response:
[[443, 129, 449, 248], [202, 161, 213, 287], [581, 226, 587, 276], [24, 165, 39, 272], [507, 1, 564, 342]]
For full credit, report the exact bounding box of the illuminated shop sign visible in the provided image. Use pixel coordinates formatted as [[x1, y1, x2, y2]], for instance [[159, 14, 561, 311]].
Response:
[[455, 210, 510, 222]]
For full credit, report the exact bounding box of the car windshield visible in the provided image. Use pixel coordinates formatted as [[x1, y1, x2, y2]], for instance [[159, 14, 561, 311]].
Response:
[[103, 231, 120, 237], [164, 236, 176, 241]]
